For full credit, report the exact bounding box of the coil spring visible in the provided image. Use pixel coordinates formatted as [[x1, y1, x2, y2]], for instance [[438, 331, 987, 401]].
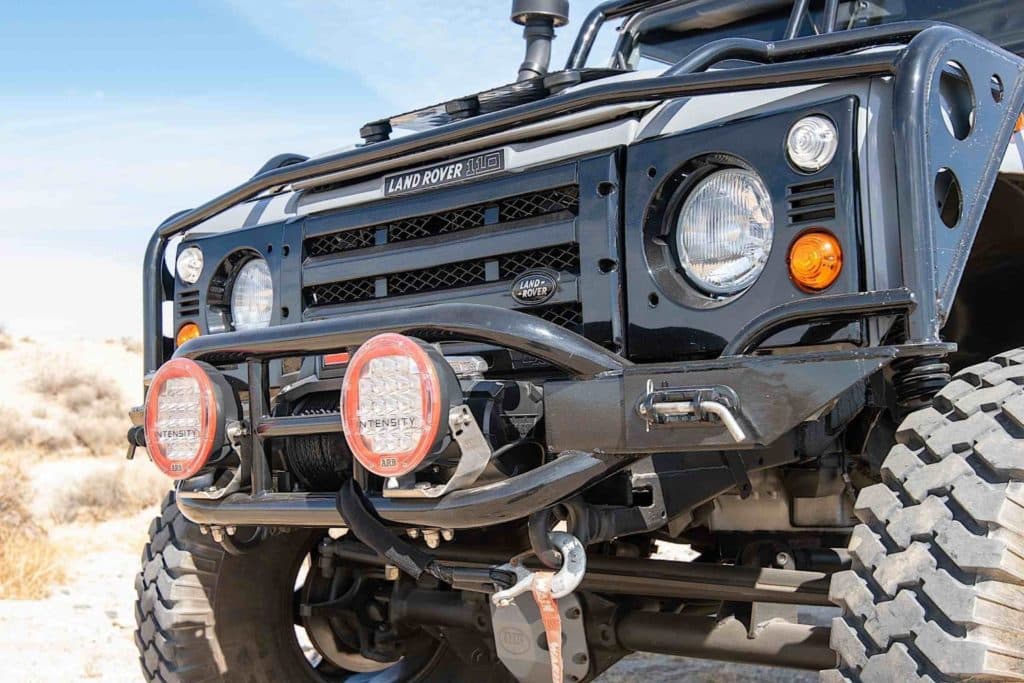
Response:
[[892, 355, 951, 414]]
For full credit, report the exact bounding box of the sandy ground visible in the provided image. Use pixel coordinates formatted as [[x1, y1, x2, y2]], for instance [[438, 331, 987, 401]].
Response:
[[0, 509, 155, 683]]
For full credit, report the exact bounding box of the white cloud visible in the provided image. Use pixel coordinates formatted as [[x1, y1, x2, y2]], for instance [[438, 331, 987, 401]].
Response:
[[221, 0, 611, 112]]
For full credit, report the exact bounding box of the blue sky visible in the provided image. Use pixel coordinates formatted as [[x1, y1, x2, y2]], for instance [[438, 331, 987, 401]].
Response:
[[0, 1, 609, 337]]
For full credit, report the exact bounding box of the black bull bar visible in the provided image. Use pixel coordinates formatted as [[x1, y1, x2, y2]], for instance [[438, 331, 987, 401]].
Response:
[[173, 300, 946, 530]]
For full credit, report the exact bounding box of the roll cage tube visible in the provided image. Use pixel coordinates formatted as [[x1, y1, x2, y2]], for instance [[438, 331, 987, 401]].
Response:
[[569, 0, 853, 71]]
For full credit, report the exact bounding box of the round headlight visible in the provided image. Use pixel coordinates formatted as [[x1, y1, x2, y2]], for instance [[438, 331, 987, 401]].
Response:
[[176, 246, 204, 285], [676, 168, 774, 296], [786, 115, 838, 172], [230, 258, 273, 330]]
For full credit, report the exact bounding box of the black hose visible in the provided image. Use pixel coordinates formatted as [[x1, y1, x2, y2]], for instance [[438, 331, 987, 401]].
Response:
[[336, 479, 454, 584]]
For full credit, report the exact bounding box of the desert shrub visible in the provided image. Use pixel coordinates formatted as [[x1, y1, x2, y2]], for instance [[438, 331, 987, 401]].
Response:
[[0, 406, 35, 450], [0, 325, 11, 351], [0, 462, 64, 599], [28, 364, 128, 455], [50, 463, 167, 524], [120, 337, 142, 354], [32, 365, 124, 411]]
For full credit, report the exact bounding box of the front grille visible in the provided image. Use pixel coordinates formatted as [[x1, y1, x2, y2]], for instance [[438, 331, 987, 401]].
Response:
[[306, 185, 579, 258], [305, 244, 580, 308]]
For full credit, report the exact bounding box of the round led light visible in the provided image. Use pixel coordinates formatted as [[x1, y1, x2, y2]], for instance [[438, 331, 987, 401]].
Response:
[[230, 258, 273, 330], [340, 334, 444, 478], [676, 168, 774, 296], [176, 246, 204, 285], [786, 115, 838, 172], [144, 358, 219, 480]]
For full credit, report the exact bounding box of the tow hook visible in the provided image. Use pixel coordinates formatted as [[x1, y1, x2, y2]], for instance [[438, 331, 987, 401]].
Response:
[[637, 380, 748, 442], [491, 532, 586, 607], [491, 532, 586, 683]]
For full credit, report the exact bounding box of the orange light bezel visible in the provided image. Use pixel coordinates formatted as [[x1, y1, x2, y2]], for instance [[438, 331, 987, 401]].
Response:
[[788, 230, 843, 292], [340, 334, 443, 478], [176, 323, 201, 348], [144, 358, 219, 480]]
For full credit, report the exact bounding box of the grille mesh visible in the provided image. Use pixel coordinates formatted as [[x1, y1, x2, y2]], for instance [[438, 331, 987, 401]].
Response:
[[305, 244, 579, 308], [306, 185, 578, 258], [531, 302, 583, 331], [499, 245, 579, 280], [307, 278, 376, 306], [389, 260, 487, 297]]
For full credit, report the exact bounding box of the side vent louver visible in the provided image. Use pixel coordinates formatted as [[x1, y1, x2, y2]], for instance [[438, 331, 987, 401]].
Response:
[[177, 290, 201, 317], [787, 178, 836, 224]]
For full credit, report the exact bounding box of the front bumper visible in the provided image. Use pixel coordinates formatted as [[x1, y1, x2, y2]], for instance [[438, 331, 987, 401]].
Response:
[[172, 299, 946, 529]]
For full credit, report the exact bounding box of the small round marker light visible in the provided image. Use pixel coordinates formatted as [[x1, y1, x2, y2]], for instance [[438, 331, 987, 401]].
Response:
[[144, 359, 222, 480], [789, 231, 843, 291], [176, 246, 204, 285], [786, 116, 838, 172], [341, 334, 457, 478], [176, 323, 201, 348]]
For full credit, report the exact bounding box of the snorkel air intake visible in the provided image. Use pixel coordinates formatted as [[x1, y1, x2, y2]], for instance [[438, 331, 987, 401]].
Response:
[[511, 0, 570, 81]]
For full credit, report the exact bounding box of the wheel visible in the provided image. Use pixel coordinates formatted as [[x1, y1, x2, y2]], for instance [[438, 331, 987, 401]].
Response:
[[826, 349, 1024, 681], [134, 491, 503, 682]]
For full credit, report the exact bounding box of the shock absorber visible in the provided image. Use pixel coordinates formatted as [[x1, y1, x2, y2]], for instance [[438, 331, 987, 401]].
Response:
[[892, 355, 951, 415]]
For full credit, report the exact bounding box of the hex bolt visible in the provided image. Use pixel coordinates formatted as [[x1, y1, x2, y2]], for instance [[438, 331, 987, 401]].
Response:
[[565, 606, 581, 619], [440, 529, 455, 542], [225, 526, 237, 536], [211, 527, 224, 543], [199, 525, 209, 535], [775, 551, 792, 568], [423, 530, 441, 549], [407, 529, 420, 539], [384, 565, 400, 581]]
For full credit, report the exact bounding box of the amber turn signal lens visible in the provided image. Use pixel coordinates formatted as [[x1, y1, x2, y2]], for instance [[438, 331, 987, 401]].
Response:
[[788, 231, 842, 291], [176, 323, 201, 348]]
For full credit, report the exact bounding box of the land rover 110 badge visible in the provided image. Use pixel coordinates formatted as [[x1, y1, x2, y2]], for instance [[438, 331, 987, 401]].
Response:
[[511, 270, 558, 305], [384, 150, 505, 197]]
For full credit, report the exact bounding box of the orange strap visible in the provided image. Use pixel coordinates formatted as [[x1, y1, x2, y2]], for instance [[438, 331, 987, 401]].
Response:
[[531, 572, 563, 683]]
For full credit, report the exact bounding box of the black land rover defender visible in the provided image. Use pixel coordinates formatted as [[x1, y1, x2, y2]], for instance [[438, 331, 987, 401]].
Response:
[[131, 1, 1024, 681]]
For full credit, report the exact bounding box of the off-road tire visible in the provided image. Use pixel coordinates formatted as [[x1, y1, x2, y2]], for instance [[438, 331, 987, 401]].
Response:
[[825, 349, 1024, 681], [134, 491, 492, 682]]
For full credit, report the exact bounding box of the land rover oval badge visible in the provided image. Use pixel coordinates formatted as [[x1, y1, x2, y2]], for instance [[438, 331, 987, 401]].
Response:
[[511, 270, 557, 305]]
